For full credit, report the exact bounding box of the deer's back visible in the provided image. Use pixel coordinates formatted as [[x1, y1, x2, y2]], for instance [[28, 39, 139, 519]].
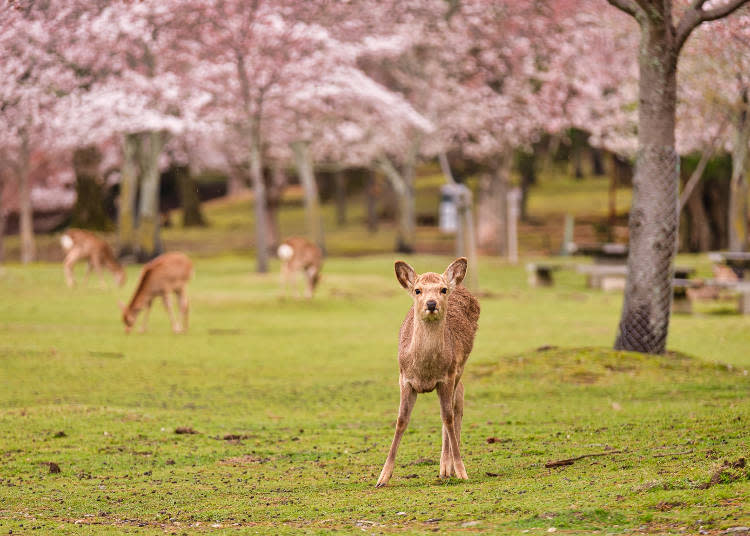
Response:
[[284, 237, 322, 270]]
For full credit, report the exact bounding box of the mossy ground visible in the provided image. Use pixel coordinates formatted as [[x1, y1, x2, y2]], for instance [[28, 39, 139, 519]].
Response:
[[1, 253, 748, 535]]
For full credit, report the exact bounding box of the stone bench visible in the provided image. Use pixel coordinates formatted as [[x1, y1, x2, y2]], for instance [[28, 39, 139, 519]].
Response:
[[673, 278, 750, 315], [525, 263, 562, 287], [576, 264, 627, 291]]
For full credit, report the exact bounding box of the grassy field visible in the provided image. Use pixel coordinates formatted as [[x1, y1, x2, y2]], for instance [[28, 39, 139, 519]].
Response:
[[1, 252, 749, 535]]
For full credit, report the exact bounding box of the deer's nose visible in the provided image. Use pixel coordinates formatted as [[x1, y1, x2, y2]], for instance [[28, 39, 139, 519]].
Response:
[[426, 300, 437, 312]]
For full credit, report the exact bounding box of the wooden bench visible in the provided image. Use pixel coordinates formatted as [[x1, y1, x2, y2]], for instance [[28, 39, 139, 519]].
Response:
[[526, 263, 562, 287], [576, 264, 627, 291]]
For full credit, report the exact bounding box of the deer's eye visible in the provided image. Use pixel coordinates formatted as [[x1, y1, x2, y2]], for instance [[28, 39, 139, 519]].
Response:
[[441, 288, 447, 294], [415, 289, 421, 295]]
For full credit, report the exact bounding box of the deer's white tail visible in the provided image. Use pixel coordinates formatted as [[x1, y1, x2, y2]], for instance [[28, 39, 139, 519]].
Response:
[[277, 243, 294, 261], [60, 234, 74, 251]]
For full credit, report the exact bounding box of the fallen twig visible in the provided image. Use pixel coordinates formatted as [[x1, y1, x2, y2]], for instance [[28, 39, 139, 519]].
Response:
[[545, 449, 625, 468]]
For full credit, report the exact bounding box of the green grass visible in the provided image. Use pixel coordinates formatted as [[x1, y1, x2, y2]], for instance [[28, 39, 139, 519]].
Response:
[[1, 255, 749, 535]]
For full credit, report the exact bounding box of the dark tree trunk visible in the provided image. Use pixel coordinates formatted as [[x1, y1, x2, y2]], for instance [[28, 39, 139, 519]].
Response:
[[174, 164, 205, 227], [591, 147, 606, 176], [615, 10, 679, 354], [71, 145, 111, 230], [335, 170, 347, 227], [18, 134, 35, 264], [682, 180, 712, 252], [0, 180, 5, 264], [570, 128, 587, 179], [366, 169, 378, 233], [517, 150, 536, 222]]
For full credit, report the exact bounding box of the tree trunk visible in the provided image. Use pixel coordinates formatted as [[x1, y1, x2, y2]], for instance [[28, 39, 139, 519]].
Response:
[[377, 157, 415, 253], [334, 169, 347, 227], [118, 133, 140, 257], [71, 145, 111, 230], [0, 180, 5, 264], [608, 152, 618, 238], [477, 154, 511, 255], [18, 134, 35, 264], [136, 131, 165, 262], [728, 87, 750, 251], [291, 141, 326, 254], [571, 128, 586, 179], [175, 164, 205, 227], [591, 147, 605, 176], [615, 16, 679, 355], [265, 166, 287, 250], [683, 180, 712, 252], [249, 135, 269, 273], [518, 150, 536, 222], [366, 169, 378, 233]]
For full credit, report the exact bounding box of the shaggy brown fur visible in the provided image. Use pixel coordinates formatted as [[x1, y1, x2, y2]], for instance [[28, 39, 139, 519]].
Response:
[[376, 257, 480, 487], [60, 229, 125, 288], [121, 252, 193, 333]]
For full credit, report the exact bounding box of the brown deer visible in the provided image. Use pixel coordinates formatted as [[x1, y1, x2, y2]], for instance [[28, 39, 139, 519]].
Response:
[[376, 257, 480, 487], [277, 237, 323, 298], [60, 229, 125, 288], [120, 252, 193, 333]]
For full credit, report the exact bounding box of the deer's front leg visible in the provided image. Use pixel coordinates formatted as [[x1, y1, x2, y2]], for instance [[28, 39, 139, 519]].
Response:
[[437, 381, 467, 480], [376, 381, 417, 488]]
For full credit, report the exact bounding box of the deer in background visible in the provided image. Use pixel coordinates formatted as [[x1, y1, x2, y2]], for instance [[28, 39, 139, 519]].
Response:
[[376, 257, 480, 487], [60, 229, 125, 288], [120, 252, 193, 333], [277, 237, 323, 298]]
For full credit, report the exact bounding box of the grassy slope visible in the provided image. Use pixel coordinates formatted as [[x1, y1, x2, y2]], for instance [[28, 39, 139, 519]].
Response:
[[0, 253, 748, 535]]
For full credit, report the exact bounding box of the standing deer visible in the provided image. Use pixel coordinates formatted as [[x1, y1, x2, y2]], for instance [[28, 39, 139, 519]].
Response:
[[120, 252, 193, 333], [277, 237, 323, 298], [60, 229, 125, 288], [376, 257, 480, 487]]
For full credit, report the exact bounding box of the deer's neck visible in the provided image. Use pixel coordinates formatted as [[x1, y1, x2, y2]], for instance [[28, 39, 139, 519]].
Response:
[[409, 317, 446, 360]]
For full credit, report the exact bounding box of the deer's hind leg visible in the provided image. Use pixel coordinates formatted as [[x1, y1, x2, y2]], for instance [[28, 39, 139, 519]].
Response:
[[376, 382, 417, 488], [439, 380, 464, 478], [162, 292, 182, 333], [176, 287, 189, 332], [63, 249, 83, 288], [437, 381, 467, 480]]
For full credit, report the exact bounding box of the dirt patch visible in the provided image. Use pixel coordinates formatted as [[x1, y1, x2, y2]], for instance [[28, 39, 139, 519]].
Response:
[[698, 458, 748, 489], [40, 461, 61, 473], [174, 426, 198, 434]]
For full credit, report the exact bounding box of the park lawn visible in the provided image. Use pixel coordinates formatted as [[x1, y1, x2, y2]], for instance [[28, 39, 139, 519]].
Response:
[[0, 255, 748, 535]]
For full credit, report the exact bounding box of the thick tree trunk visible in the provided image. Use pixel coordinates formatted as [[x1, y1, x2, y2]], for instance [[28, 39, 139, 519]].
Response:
[[175, 164, 205, 227], [0, 181, 5, 264], [615, 18, 679, 355], [136, 131, 165, 262], [378, 157, 415, 253], [477, 154, 511, 255], [608, 152, 618, 237], [366, 169, 378, 233], [728, 87, 750, 251], [71, 145, 111, 230], [591, 147, 605, 176], [334, 170, 347, 227], [118, 133, 140, 257], [249, 136, 269, 273], [571, 128, 586, 179], [291, 141, 326, 254]]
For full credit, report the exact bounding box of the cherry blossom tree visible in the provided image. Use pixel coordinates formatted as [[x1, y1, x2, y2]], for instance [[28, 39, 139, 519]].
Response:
[[606, 0, 749, 354]]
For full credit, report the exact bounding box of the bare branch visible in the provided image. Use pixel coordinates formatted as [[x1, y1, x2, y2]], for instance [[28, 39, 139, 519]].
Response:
[[606, 0, 640, 17], [676, 0, 750, 52]]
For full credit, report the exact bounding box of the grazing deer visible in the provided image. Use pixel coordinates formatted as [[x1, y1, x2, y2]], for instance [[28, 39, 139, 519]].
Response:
[[376, 257, 480, 488], [120, 252, 193, 334], [60, 229, 125, 288], [277, 237, 323, 298]]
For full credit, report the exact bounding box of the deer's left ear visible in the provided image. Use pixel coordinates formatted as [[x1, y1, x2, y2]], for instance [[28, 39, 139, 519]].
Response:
[[443, 257, 467, 289]]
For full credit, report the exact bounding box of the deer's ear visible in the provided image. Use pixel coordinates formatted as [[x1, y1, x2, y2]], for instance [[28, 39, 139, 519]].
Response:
[[394, 261, 416, 290], [443, 257, 467, 289]]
